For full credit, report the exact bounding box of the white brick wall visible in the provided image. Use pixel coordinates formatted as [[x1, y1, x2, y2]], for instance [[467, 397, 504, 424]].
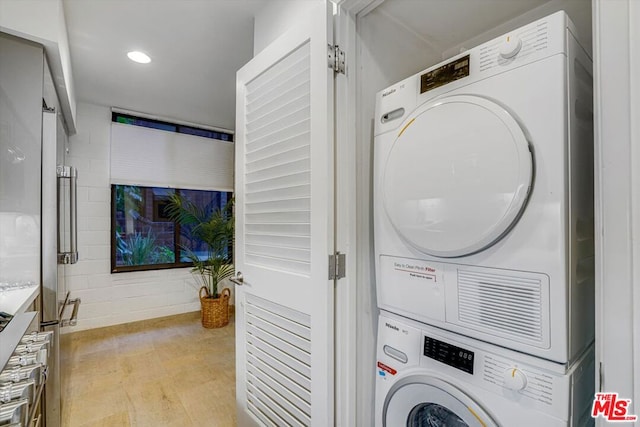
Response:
[[61, 102, 211, 333]]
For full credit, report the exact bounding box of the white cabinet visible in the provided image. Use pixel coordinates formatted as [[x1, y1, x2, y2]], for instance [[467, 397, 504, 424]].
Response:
[[0, 34, 44, 286]]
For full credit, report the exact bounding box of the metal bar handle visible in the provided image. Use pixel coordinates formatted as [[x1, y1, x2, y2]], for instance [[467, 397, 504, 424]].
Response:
[[60, 296, 81, 327], [69, 168, 77, 261], [58, 291, 70, 319], [56, 169, 62, 260], [68, 297, 81, 326], [57, 166, 78, 264]]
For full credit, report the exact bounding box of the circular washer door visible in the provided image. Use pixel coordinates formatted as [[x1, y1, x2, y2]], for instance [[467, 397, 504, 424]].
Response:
[[384, 376, 497, 427], [382, 95, 532, 257]]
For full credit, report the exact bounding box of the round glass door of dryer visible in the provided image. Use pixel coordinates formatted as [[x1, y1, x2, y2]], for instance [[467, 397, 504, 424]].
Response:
[[383, 378, 498, 427], [382, 95, 533, 258]]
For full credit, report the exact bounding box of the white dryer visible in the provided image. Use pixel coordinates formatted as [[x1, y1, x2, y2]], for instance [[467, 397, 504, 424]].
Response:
[[373, 11, 594, 363], [375, 311, 595, 427]]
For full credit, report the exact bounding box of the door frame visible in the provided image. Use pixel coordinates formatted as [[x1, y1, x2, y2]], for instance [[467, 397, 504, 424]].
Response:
[[333, 3, 358, 426], [333, 1, 384, 426], [592, 0, 640, 420]]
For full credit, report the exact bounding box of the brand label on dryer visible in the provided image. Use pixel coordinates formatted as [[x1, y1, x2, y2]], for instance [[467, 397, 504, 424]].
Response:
[[382, 88, 396, 97]]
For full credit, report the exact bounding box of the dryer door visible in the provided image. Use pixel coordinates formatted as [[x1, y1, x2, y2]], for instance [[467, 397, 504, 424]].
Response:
[[382, 95, 532, 257], [384, 376, 498, 427]]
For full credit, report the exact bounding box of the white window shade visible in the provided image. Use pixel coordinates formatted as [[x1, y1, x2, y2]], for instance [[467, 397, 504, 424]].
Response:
[[110, 122, 234, 191]]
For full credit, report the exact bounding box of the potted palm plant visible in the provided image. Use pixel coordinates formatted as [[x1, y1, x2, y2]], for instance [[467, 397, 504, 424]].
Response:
[[165, 194, 234, 328]]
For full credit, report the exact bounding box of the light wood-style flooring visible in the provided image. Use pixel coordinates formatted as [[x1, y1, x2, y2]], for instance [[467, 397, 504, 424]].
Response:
[[60, 312, 236, 427]]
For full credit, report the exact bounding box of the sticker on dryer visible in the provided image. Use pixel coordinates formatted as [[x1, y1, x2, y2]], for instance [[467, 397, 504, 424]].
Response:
[[382, 256, 442, 284], [377, 361, 397, 376]]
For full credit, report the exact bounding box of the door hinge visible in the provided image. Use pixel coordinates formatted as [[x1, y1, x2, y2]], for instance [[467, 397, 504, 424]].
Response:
[[329, 252, 346, 280], [328, 44, 346, 75], [598, 362, 604, 392]]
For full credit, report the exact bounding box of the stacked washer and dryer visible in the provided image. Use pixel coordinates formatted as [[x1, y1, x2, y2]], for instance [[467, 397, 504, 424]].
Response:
[[373, 11, 595, 427]]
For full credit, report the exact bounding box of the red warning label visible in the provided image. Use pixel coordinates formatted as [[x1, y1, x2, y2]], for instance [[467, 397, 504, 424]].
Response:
[[377, 361, 397, 375]]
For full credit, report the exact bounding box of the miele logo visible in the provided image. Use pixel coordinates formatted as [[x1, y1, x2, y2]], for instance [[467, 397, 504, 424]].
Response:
[[385, 322, 399, 331], [382, 88, 396, 97]]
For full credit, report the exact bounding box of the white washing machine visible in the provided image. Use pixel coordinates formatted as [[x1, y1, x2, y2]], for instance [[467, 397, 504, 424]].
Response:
[[375, 311, 595, 427], [373, 11, 594, 363]]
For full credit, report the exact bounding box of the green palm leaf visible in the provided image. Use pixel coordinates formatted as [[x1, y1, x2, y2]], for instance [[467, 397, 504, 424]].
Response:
[[166, 195, 234, 297]]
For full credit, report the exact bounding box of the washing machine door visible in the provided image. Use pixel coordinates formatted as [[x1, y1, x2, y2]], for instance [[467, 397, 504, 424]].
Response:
[[384, 376, 498, 427], [382, 95, 532, 257]]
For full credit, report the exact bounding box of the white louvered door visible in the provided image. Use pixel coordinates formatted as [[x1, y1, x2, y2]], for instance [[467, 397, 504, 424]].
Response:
[[234, 2, 334, 426]]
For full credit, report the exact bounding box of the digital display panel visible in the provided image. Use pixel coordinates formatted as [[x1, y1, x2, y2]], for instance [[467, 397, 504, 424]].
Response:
[[423, 335, 474, 374], [420, 54, 470, 94]]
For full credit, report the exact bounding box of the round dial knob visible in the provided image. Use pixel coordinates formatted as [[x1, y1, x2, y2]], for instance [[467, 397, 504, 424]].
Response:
[[499, 37, 522, 59], [503, 368, 527, 391]]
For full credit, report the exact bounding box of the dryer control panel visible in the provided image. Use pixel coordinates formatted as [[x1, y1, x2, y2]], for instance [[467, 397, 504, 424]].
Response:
[[423, 335, 474, 374], [420, 55, 470, 94]]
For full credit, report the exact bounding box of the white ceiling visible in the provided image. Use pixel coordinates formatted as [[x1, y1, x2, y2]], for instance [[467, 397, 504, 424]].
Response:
[[62, 0, 591, 132], [63, 0, 266, 130]]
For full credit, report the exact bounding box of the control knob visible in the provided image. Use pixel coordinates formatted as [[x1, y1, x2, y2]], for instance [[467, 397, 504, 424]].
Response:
[[499, 36, 522, 59], [503, 367, 527, 391]]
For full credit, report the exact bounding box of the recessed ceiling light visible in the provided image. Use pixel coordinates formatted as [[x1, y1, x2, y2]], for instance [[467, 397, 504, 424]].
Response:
[[127, 51, 151, 64]]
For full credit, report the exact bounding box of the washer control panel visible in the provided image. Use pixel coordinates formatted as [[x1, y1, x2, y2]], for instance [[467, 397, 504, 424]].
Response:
[[423, 335, 474, 374], [483, 354, 554, 405]]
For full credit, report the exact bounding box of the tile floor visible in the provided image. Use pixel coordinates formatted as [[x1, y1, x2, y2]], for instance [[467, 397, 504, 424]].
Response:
[[60, 312, 236, 427]]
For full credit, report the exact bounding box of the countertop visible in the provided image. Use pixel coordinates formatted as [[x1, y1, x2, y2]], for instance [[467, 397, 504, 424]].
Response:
[[0, 283, 39, 315]]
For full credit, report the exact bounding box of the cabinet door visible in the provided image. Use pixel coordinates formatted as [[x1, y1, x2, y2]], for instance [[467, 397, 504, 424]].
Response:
[[0, 34, 43, 283], [234, 1, 335, 425]]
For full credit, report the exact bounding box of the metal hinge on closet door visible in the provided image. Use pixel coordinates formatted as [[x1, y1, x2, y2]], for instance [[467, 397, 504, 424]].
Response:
[[598, 362, 604, 392], [328, 44, 346, 74], [329, 252, 346, 280]]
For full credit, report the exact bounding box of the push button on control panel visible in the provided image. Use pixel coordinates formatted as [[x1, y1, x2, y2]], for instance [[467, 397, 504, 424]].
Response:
[[383, 345, 408, 364]]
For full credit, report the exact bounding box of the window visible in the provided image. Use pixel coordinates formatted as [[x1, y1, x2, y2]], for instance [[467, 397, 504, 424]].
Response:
[[111, 185, 232, 273], [112, 112, 233, 142]]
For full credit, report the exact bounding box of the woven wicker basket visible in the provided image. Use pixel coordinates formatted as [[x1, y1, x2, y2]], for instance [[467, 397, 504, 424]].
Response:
[[199, 287, 231, 328]]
